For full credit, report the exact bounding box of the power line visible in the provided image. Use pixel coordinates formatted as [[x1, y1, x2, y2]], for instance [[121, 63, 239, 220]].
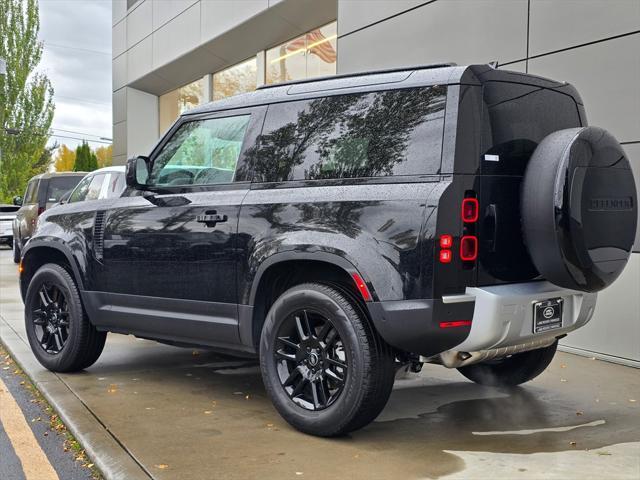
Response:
[[45, 42, 110, 57], [56, 95, 111, 107], [49, 134, 111, 145], [51, 127, 111, 139]]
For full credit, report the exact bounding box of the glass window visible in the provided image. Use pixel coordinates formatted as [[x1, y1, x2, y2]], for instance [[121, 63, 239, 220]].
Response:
[[105, 173, 125, 199], [46, 176, 83, 203], [68, 175, 92, 203], [213, 58, 257, 101], [159, 79, 205, 133], [85, 174, 106, 201], [266, 22, 337, 85], [250, 86, 447, 182], [24, 180, 38, 204], [150, 115, 251, 186]]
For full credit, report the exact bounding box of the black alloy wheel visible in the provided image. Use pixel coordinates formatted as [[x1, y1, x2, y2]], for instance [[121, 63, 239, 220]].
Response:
[[25, 263, 107, 372], [260, 283, 396, 437], [274, 308, 348, 411], [32, 282, 70, 354]]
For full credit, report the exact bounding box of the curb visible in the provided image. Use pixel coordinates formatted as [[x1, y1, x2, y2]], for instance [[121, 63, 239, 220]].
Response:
[[0, 315, 152, 480]]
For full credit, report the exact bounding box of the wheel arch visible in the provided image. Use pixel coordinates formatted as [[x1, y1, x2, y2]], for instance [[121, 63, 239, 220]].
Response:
[[242, 252, 376, 350], [20, 241, 85, 302]]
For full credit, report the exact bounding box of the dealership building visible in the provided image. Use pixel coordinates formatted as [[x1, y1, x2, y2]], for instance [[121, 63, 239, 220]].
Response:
[[111, 0, 639, 366]]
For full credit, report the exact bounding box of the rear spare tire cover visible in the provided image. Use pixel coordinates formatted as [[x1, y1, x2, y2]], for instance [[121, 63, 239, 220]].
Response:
[[522, 126, 637, 292]]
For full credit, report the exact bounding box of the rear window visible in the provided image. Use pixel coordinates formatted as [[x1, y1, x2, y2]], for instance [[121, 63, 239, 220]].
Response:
[[47, 176, 84, 202], [0, 206, 19, 213], [251, 86, 447, 182], [482, 82, 582, 175], [24, 180, 38, 204]]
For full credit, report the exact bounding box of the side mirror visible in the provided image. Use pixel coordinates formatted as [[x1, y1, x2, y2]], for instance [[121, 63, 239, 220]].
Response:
[[12, 196, 22, 206], [126, 156, 150, 189], [58, 190, 71, 205]]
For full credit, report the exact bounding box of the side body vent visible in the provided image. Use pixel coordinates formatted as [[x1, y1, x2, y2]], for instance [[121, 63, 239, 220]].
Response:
[[93, 211, 106, 262]]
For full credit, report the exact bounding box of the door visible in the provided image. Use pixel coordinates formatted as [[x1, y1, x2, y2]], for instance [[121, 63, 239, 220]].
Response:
[[15, 178, 39, 246], [93, 107, 265, 346]]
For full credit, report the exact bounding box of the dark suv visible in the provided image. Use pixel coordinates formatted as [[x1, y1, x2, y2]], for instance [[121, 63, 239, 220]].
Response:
[[19, 64, 637, 437]]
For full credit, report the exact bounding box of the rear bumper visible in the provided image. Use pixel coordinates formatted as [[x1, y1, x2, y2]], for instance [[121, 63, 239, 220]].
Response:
[[443, 281, 597, 352], [367, 281, 596, 358]]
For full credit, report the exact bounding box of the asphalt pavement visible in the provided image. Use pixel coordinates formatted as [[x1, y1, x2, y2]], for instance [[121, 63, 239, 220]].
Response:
[[1, 246, 639, 480]]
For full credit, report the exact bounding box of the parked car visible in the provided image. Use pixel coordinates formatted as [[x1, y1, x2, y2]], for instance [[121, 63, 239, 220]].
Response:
[[62, 166, 126, 206], [12, 172, 86, 263], [18, 64, 638, 437], [0, 203, 20, 248]]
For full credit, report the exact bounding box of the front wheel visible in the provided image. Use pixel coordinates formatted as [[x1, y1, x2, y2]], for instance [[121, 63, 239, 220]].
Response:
[[457, 341, 558, 387], [260, 283, 395, 437], [25, 263, 107, 372]]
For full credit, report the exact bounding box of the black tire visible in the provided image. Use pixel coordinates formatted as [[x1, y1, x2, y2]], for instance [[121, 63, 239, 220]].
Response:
[[260, 283, 395, 437], [457, 341, 558, 387], [12, 240, 20, 264], [25, 263, 106, 372]]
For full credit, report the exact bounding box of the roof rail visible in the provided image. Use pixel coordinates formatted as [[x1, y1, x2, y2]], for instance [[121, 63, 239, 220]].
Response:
[[256, 62, 457, 90]]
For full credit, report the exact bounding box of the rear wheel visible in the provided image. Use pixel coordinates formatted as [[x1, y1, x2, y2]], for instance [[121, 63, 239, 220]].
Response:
[[260, 283, 395, 437], [25, 263, 106, 372], [457, 341, 558, 387]]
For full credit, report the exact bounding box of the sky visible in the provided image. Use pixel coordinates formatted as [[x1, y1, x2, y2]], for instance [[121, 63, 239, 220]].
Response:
[[37, 0, 112, 150]]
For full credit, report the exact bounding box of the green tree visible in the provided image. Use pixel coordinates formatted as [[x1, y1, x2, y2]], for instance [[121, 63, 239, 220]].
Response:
[[73, 141, 98, 172], [0, 0, 55, 203]]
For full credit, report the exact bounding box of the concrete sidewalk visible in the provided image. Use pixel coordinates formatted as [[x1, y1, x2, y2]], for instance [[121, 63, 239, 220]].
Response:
[[1, 248, 639, 479]]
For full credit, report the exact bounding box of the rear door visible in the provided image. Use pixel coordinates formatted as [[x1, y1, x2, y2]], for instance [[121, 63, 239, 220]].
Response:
[[477, 81, 584, 285], [15, 178, 39, 244], [95, 107, 265, 346]]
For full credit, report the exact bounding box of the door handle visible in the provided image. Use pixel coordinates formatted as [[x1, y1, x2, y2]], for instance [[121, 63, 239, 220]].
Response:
[[196, 210, 227, 227]]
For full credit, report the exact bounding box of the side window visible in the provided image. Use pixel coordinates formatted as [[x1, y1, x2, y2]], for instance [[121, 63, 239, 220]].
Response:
[[104, 173, 125, 199], [68, 175, 92, 203], [250, 86, 447, 182], [24, 180, 38, 204], [149, 115, 251, 187], [85, 174, 105, 201]]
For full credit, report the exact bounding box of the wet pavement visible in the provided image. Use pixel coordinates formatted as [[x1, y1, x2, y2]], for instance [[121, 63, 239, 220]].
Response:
[[1, 247, 639, 479]]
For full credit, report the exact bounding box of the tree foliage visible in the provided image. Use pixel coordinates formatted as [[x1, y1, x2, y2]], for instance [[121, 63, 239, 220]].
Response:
[[0, 0, 55, 203], [53, 144, 76, 171], [95, 144, 112, 168], [73, 141, 98, 172]]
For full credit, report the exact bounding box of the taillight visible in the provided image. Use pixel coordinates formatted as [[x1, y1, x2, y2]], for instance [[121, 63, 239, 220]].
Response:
[[439, 320, 472, 328], [439, 249, 452, 264], [439, 235, 453, 249], [460, 235, 478, 261], [461, 198, 478, 223], [37, 206, 45, 216]]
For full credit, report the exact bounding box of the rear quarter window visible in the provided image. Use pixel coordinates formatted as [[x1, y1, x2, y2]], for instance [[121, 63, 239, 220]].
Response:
[[250, 86, 447, 182]]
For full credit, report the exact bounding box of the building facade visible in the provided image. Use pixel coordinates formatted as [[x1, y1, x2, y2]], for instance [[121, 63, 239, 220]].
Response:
[[112, 0, 640, 365]]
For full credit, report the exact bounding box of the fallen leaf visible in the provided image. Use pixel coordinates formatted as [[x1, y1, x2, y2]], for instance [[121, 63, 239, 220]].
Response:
[[204, 410, 212, 415], [155, 464, 169, 470], [295, 473, 303, 476], [107, 384, 118, 393], [2, 366, 9, 370], [560, 378, 568, 383], [629, 399, 637, 403], [267, 423, 274, 427], [597, 451, 612, 456], [569, 441, 576, 446], [560, 364, 567, 368], [86, 463, 94, 468], [576, 411, 583, 416]]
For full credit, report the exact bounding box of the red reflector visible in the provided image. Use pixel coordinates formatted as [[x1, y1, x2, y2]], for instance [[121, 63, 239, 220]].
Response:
[[461, 198, 479, 223], [460, 235, 478, 261], [439, 320, 472, 328], [439, 234, 453, 249], [351, 272, 372, 302], [439, 249, 452, 264]]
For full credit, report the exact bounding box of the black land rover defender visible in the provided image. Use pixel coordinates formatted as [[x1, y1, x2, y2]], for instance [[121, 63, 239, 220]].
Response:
[[19, 64, 637, 437]]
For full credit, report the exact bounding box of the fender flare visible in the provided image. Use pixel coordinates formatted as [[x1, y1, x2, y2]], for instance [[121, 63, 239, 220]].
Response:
[[21, 239, 86, 296], [247, 250, 375, 306]]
